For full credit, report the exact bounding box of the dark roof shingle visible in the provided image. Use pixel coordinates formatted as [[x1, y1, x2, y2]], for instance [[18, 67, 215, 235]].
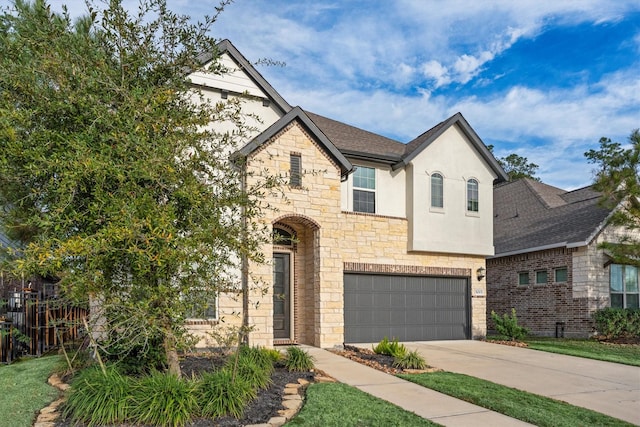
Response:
[[493, 179, 611, 256]]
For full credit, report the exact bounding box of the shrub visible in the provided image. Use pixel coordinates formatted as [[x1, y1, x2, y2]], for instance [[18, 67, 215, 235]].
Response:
[[373, 337, 407, 358], [198, 368, 256, 419], [593, 308, 640, 339], [99, 334, 167, 376], [128, 371, 197, 427], [284, 346, 315, 372], [393, 350, 427, 370], [263, 348, 283, 364], [63, 366, 133, 426], [226, 347, 272, 390], [491, 309, 528, 341]]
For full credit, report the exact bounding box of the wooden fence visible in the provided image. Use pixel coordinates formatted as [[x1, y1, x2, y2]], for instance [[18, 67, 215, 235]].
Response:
[[0, 286, 87, 364]]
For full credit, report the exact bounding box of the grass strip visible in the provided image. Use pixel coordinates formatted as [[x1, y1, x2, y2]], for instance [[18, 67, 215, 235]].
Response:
[[524, 338, 640, 366], [286, 382, 439, 426], [0, 356, 61, 426], [399, 371, 634, 427]]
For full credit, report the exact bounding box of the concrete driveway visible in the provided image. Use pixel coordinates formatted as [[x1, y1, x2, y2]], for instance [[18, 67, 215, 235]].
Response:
[[389, 340, 640, 425]]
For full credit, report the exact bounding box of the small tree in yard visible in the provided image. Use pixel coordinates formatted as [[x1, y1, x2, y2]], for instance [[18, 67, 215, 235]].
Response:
[[0, 0, 278, 376], [585, 130, 640, 267]]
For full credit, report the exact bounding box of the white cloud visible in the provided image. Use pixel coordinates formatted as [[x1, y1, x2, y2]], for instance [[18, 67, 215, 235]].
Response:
[[421, 60, 451, 88]]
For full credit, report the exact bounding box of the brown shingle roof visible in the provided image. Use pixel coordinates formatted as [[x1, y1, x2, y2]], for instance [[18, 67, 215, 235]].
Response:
[[493, 178, 611, 256], [304, 111, 406, 161]]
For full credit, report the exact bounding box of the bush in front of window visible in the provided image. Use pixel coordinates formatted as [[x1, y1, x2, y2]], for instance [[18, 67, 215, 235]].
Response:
[[592, 308, 640, 340], [490, 308, 529, 341]]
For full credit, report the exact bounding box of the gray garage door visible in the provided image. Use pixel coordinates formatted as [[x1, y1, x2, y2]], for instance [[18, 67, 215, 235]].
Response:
[[344, 274, 470, 343]]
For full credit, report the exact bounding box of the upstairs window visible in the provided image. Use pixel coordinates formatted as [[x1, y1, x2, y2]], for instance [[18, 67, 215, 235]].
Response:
[[290, 153, 302, 187], [467, 179, 479, 212], [518, 272, 529, 286], [610, 264, 639, 308], [536, 270, 548, 285], [555, 267, 568, 282], [431, 173, 444, 208], [353, 166, 375, 213]]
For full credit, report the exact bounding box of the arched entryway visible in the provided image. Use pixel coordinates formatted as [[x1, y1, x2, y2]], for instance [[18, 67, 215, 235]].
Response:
[[272, 214, 320, 345]]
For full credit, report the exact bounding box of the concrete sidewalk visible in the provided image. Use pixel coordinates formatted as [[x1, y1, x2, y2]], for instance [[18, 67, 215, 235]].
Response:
[[303, 346, 533, 426], [395, 341, 640, 425]]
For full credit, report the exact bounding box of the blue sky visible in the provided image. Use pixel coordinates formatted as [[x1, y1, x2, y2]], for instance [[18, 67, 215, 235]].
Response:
[[14, 0, 640, 189]]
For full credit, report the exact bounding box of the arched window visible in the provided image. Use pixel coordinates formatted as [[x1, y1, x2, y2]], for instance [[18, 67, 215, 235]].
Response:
[[431, 173, 443, 208], [273, 227, 295, 246], [467, 179, 479, 212]]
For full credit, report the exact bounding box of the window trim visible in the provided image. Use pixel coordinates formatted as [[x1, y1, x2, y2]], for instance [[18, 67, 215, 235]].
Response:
[[535, 270, 548, 285], [352, 165, 376, 214], [430, 172, 444, 210], [466, 178, 479, 215], [518, 271, 529, 286], [610, 264, 639, 309], [554, 267, 568, 283]]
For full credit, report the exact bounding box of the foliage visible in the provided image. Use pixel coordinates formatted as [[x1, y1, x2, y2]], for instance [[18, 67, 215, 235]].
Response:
[[287, 382, 437, 426], [129, 371, 198, 427], [585, 130, 640, 266], [593, 308, 640, 340], [372, 336, 407, 358], [393, 349, 427, 370], [263, 347, 283, 364], [490, 309, 528, 341], [0, 0, 281, 376], [487, 145, 540, 181], [198, 368, 256, 419], [284, 346, 315, 372], [0, 355, 60, 427], [99, 332, 167, 376], [226, 345, 273, 389], [523, 337, 640, 367], [64, 366, 133, 426], [400, 371, 634, 427]]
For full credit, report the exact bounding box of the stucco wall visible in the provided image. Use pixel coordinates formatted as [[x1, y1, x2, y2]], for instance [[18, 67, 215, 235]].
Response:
[[408, 125, 497, 256]]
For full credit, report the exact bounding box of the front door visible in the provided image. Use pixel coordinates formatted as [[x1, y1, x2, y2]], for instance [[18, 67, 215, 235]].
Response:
[[273, 253, 291, 339]]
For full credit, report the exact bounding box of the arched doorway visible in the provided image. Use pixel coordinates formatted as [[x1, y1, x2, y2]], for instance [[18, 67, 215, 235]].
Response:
[[272, 215, 320, 345]]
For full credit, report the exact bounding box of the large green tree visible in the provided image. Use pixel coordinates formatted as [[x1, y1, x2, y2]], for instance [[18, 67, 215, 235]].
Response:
[[487, 145, 540, 181], [585, 130, 640, 266], [0, 0, 275, 375]]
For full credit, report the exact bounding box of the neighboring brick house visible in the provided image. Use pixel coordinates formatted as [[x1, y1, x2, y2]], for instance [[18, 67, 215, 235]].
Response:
[[487, 178, 639, 338], [188, 40, 508, 348]]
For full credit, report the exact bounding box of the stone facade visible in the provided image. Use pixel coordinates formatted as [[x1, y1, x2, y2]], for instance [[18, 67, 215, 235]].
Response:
[[213, 121, 488, 348]]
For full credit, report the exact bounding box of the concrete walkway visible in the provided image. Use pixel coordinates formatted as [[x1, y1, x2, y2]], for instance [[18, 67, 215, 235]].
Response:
[[304, 346, 533, 426], [387, 341, 640, 425]]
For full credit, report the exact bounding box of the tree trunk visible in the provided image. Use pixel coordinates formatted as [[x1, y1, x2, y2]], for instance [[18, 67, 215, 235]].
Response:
[[163, 327, 181, 377]]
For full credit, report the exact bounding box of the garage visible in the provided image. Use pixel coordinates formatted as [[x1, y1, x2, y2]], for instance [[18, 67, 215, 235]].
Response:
[[344, 273, 470, 343]]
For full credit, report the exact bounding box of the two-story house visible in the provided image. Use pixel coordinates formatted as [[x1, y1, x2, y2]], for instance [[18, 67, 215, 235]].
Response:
[[189, 40, 507, 348]]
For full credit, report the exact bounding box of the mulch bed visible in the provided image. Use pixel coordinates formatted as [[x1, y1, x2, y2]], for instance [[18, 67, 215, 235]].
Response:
[[331, 345, 439, 375], [55, 352, 315, 427]]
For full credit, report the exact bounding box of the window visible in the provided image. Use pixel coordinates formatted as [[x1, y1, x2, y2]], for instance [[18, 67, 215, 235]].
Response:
[[518, 272, 529, 286], [467, 179, 479, 212], [555, 267, 568, 282], [431, 173, 443, 208], [186, 292, 217, 320], [353, 166, 375, 213], [290, 153, 301, 187], [536, 270, 548, 284], [610, 264, 639, 308]]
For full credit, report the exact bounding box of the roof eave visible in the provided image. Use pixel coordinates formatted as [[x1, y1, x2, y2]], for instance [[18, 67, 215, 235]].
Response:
[[234, 107, 353, 175]]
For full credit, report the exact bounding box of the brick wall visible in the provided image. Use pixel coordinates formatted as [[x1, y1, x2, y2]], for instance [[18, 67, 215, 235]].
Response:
[[487, 247, 596, 337]]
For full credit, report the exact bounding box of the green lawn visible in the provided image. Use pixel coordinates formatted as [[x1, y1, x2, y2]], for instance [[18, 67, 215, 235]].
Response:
[[286, 382, 439, 426], [0, 356, 61, 427], [399, 371, 634, 427], [523, 337, 640, 366]]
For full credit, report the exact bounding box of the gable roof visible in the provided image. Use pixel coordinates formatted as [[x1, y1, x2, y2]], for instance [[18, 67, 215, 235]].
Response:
[[306, 111, 508, 181], [399, 112, 508, 182], [194, 39, 292, 116], [492, 178, 612, 257], [235, 106, 353, 176]]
